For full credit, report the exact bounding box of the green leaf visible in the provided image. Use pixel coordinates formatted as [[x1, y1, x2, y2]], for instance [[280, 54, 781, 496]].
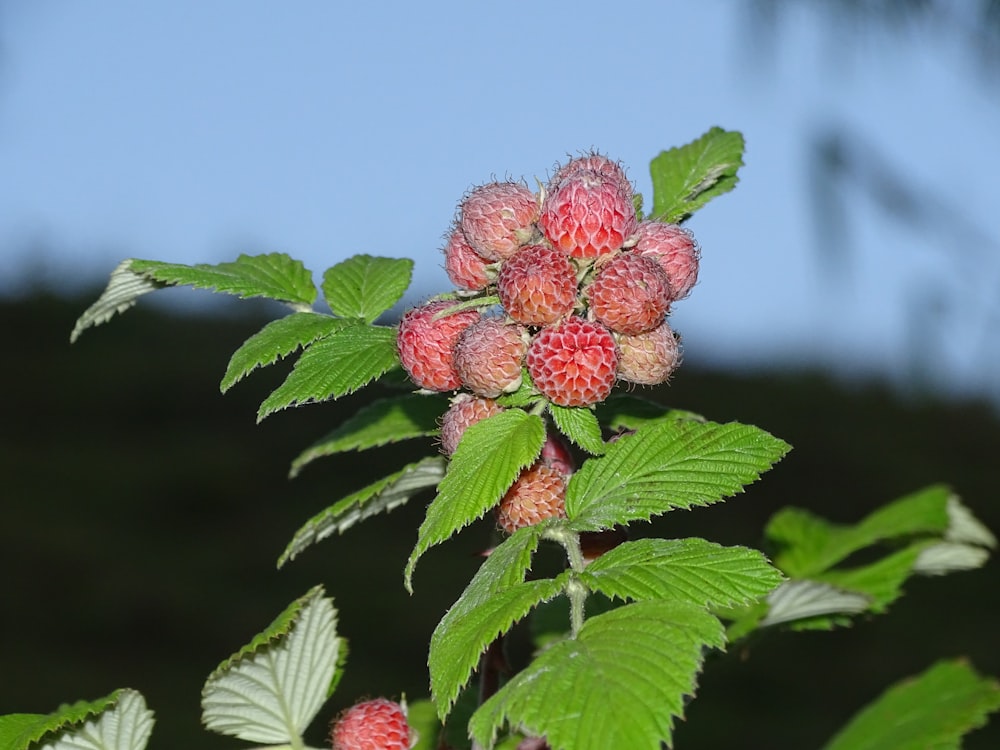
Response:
[[257, 323, 398, 420], [405, 699, 443, 750], [289, 394, 447, 477], [593, 394, 703, 432], [566, 420, 790, 531], [429, 526, 548, 717], [322, 255, 414, 323], [469, 600, 726, 750], [220, 312, 349, 393], [278, 457, 446, 567], [201, 586, 342, 745], [580, 538, 783, 609], [70, 260, 164, 343], [405, 410, 545, 591], [9, 689, 155, 750], [548, 404, 605, 455], [821, 660, 1000, 750], [649, 127, 745, 223]]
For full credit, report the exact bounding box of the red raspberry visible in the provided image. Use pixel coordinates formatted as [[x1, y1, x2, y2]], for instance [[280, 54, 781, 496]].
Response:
[[496, 463, 567, 534], [497, 244, 578, 326], [539, 169, 638, 259], [397, 300, 480, 392], [459, 181, 539, 261], [585, 252, 672, 335], [439, 394, 504, 456], [330, 698, 414, 750], [526, 317, 618, 407], [631, 220, 700, 300], [540, 430, 575, 477], [443, 224, 491, 292], [550, 152, 631, 194], [616, 320, 682, 386], [453, 318, 528, 398]]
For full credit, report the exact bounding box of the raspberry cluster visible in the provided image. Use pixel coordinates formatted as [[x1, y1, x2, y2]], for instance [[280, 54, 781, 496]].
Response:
[[397, 152, 701, 532]]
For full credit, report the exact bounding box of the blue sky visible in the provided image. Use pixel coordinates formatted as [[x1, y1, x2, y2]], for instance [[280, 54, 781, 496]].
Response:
[[2, 2, 998, 401]]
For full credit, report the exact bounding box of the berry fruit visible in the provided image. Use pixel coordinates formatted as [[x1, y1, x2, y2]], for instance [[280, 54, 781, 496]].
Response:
[[497, 244, 578, 326], [330, 698, 415, 750], [459, 181, 539, 261], [453, 318, 528, 398], [496, 463, 567, 534], [443, 224, 491, 292], [539, 169, 637, 259], [397, 300, 480, 392], [616, 320, 682, 386], [439, 394, 504, 456], [540, 430, 575, 477], [550, 152, 631, 195], [631, 220, 700, 300], [586, 252, 672, 335], [526, 317, 618, 406]]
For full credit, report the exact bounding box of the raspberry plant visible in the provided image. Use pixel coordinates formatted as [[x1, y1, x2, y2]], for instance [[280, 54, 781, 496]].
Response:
[[4, 127, 999, 750]]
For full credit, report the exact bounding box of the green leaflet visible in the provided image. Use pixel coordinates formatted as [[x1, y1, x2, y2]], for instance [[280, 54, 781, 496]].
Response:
[[547, 403, 605, 455], [821, 660, 1000, 750], [469, 601, 726, 750], [201, 586, 342, 745], [405, 410, 545, 591], [321, 255, 413, 323], [566, 419, 790, 531], [649, 127, 745, 223]]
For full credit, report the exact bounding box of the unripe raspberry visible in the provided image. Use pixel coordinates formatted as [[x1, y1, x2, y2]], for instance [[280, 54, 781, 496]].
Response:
[[585, 252, 672, 335], [497, 244, 578, 326], [453, 318, 528, 398], [330, 698, 415, 750], [616, 320, 682, 386], [526, 317, 618, 407], [459, 181, 539, 261], [631, 220, 700, 300], [397, 300, 480, 392], [540, 430, 575, 477], [443, 224, 491, 292], [439, 393, 504, 456], [539, 169, 638, 259], [550, 152, 631, 194], [496, 463, 567, 534]]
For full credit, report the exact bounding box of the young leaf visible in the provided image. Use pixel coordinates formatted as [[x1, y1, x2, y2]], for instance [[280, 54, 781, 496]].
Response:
[[548, 403, 605, 455], [70, 260, 164, 343], [579, 538, 783, 609], [428, 526, 548, 717], [821, 660, 1000, 750], [566, 420, 790, 531], [11, 689, 156, 750], [257, 323, 398, 420], [760, 580, 872, 628], [469, 600, 726, 750], [278, 456, 446, 567], [289, 394, 447, 477], [649, 127, 745, 223], [201, 586, 341, 745], [322, 255, 414, 322], [220, 312, 350, 393], [405, 410, 545, 591]]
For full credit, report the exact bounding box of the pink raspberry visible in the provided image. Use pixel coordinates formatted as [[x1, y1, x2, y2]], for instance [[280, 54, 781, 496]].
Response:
[[330, 698, 415, 750], [631, 220, 700, 300], [453, 318, 528, 398], [549, 152, 631, 194], [459, 181, 539, 261], [539, 169, 638, 259], [443, 224, 491, 292], [496, 463, 567, 534], [585, 252, 672, 335], [616, 320, 682, 386], [397, 300, 480, 392], [526, 317, 618, 407], [540, 430, 575, 477], [439, 394, 505, 456], [497, 244, 578, 326]]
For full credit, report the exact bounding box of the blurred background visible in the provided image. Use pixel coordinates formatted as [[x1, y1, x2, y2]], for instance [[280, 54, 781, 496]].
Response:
[[1, 1, 998, 748]]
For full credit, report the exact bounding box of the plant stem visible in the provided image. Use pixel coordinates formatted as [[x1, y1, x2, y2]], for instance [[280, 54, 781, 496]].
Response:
[[543, 526, 588, 637]]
